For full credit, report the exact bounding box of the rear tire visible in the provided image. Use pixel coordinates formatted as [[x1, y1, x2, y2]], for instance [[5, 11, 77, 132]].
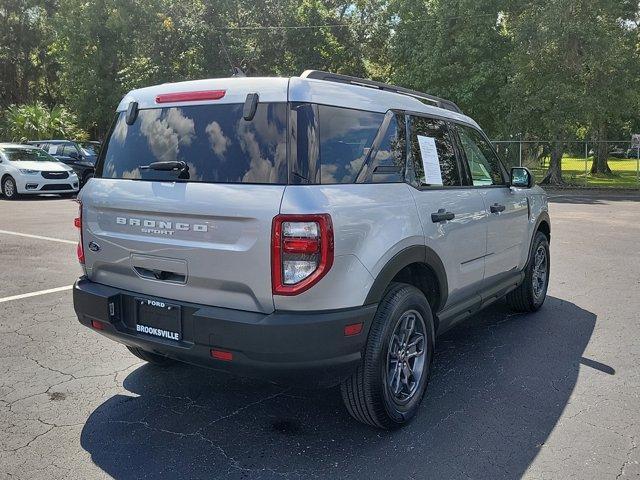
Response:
[[2, 176, 19, 200], [341, 283, 435, 429], [126, 346, 175, 366], [507, 231, 550, 312]]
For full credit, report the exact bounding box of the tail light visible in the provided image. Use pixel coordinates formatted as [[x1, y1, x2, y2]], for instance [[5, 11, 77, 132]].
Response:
[[75, 201, 84, 264], [271, 214, 333, 295]]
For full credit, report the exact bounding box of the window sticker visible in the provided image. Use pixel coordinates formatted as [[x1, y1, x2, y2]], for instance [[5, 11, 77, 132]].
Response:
[[417, 135, 443, 185]]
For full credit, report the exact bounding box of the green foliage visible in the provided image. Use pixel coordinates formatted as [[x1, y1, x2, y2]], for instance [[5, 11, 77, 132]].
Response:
[[2, 103, 88, 142], [392, 0, 511, 136], [0, 0, 638, 181]]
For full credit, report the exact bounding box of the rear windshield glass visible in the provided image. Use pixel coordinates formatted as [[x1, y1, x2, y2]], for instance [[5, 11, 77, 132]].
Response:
[[97, 103, 288, 184]]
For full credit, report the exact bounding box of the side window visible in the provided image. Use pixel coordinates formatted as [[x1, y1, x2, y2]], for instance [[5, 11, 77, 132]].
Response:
[[61, 144, 77, 157], [318, 105, 384, 184], [457, 125, 505, 186], [361, 113, 406, 183], [409, 116, 461, 187]]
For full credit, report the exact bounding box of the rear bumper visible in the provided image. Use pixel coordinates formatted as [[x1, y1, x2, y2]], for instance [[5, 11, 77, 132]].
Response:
[[73, 277, 377, 386]]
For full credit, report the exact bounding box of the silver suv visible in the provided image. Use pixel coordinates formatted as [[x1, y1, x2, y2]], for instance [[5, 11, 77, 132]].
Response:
[[73, 71, 550, 429]]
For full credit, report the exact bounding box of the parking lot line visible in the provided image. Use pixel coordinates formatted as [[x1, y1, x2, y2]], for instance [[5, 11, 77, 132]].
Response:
[[0, 285, 73, 304], [0, 229, 76, 245]]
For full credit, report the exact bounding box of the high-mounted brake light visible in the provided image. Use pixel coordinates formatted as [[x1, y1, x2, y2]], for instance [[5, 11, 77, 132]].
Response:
[[271, 214, 334, 295], [75, 201, 84, 264], [155, 90, 226, 104]]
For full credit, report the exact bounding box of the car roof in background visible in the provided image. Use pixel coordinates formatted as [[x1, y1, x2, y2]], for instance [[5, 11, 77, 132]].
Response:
[[0, 143, 40, 150]]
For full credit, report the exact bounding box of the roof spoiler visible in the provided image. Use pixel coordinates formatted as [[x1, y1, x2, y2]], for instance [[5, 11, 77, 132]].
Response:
[[300, 70, 462, 114]]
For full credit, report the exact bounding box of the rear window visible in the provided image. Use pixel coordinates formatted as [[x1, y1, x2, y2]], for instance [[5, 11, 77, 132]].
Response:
[[97, 103, 288, 184]]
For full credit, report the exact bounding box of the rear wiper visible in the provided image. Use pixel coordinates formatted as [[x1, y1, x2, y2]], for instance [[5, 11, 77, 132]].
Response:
[[140, 161, 190, 179]]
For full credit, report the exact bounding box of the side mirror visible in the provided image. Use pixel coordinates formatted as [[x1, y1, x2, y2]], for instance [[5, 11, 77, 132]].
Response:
[[510, 167, 533, 189]]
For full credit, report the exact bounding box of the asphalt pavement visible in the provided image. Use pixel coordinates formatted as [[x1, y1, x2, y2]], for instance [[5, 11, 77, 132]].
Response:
[[0, 191, 638, 479]]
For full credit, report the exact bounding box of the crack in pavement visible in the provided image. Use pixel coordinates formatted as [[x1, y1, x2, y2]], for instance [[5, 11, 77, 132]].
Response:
[[101, 388, 305, 477], [616, 435, 638, 480]]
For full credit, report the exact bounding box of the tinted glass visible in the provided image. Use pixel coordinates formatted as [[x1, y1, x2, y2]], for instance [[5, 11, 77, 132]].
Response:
[[79, 142, 100, 156], [61, 144, 77, 157], [364, 113, 406, 183], [457, 125, 505, 186], [2, 148, 59, 162], [290, 103, 319, 184], [98, 103, 288, 184], [318, 105, 384, 184], [409, 116, 461, 187]]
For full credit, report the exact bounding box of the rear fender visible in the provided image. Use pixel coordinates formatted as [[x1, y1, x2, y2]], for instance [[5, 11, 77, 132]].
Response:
[[364, 245, 448, 311]]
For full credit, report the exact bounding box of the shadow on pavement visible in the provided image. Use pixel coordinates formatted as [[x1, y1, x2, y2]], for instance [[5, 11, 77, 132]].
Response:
[[81, 297, 596, 479]]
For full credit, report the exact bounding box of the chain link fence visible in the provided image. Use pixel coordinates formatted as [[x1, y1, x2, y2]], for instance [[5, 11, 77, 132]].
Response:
[[492, 140, 640, 189]]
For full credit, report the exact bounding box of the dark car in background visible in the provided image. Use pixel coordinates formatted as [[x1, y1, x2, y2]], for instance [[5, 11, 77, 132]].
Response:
[[27, 140, 97, 186], [78, 141, 102, 158]]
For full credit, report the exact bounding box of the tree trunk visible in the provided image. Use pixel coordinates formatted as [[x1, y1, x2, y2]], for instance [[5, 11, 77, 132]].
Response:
[[540, 141, 564, 185], [590, 126, 612, 174]]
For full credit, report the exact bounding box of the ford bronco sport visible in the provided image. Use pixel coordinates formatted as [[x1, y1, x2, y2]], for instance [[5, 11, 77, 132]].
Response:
[[73, 71, 550, 429]]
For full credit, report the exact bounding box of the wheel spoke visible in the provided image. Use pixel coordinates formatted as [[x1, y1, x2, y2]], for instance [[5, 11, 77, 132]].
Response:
[[402, 362, 413, 387], [404, 314, 415, 339], [390, 334, 402, 355], [405, 349, 422, 359], [393, 364, 403, 395], [406, 333, 424, 350], [389, 363, 400, 391]]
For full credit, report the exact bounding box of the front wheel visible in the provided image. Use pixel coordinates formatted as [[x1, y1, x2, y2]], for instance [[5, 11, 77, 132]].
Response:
[[507, 231, 550, 312], [2, 176, 19, 200], [341, 283, 435, 429]]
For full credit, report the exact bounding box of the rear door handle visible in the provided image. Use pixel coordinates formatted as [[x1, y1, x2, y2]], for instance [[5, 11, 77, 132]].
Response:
[[490, 203, 506, 214], [431, 208, 455, 223]]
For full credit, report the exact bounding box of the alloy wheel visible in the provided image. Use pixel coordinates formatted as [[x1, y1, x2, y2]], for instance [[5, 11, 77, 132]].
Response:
[[386, 309, 427, 404], [532, 245, 548, 300], [3, 178, 15, 198]]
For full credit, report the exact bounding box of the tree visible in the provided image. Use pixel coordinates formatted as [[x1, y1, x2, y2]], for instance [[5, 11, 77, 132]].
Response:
[[391, 0, 511, 137], [504, 1, 586, 185], [579, 1, 640, 174], [4, 102, 87, 141], [505, 0, 640, 184], [0, 1, 52, 108]]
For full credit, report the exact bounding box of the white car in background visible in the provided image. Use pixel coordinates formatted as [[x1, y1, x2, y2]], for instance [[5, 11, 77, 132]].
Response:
[[0, 143, 79, 199]]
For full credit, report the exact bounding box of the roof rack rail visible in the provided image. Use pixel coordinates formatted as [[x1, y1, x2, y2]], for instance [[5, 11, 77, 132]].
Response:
[[300, 70, 462, 114]]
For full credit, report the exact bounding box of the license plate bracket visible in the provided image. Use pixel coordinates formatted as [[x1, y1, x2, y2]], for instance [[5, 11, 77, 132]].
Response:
[[135, 298, 182, 342]]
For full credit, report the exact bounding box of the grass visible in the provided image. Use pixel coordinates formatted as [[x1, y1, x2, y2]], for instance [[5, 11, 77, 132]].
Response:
[[529, 156, 640, 189]]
